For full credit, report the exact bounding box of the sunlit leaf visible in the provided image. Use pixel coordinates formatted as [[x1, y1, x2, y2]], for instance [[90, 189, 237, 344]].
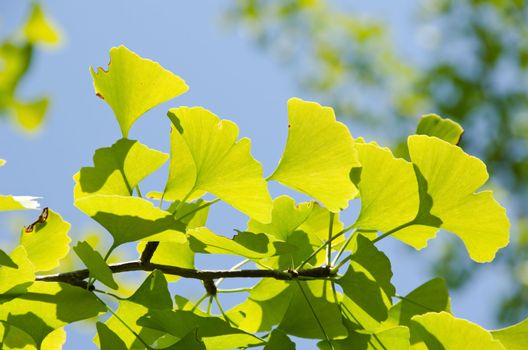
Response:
[[73, 241, 118, 289], [269, 98, 360, 212], [0, 246, 34, 296], [386, 278, 450, 327], [90, 45, 188, 137], [352, 141, 419, 235], [416, 114, 464, 145], [75, 195, 186, 247], [0, 282, 105, 348], [491, 316, 528, 350], [73, 138, 168, 199], [20, 208, 71, 272], [408, 135, 510, 262], [22, 3, 61, 45], [138, 309, 264, 349], [338, 235, 395, 330], [100, 271, 174, 349], [136, 240, 194, 282], [410, 312, 505, 349], [0, 42, 31, 98], [163, 106, 272, 222]]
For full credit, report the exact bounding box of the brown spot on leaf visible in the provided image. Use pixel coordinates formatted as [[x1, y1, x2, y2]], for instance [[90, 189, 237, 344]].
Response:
[[95, 92, 105, 100]]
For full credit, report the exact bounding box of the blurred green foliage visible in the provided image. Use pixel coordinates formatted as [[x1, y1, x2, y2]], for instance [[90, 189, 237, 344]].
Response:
[[227, 0, 528, 325], [0, 3, 60, 132]]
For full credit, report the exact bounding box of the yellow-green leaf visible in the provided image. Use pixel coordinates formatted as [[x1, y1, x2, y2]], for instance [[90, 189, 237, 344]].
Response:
[[416, 114, 464, 145], [0, 246, 34, 296], [13, 97, 49, 132], [22, 3, 61, 45], [20, 208, 71, 272], [269, 98, 360, 212], [0, 195, 40, 211], [163, 106, 272, 222], [491, 316, 528, 350], [410, 312, 505, 349], [408, 135, 510, 262], [352, 141, 419, 233], [75, 195, 186, 247], [74, 138, 168, 199], [90, 45, 188, 137], [73, 241, 118, 289]]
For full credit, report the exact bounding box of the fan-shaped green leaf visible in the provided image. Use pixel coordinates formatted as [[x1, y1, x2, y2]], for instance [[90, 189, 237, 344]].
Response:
[[99, 270, 173, 349], [491, 316, 528, 350], [0, 282, 105, 348], [0, 325, 66, 350], [0, 246, 34, 296], [264, 329, 296, 350], [408, 135, 510, 262], [318, 323, 410, 350], [96, 322, 127, 350], [248, 195, 344, 268], [13, 97, 49, 131], [74, 138, 168, 199], [75, 195, 186, 247], [269, 98, 360, 212], [20, 208, 71, 272], [163, 106, 272, 222], [73, 241, 118, 289], [416, 114, 464, 145], [410, 312, 505, 349], [90, 45, 188, 137], [386, 278, 450, 327], [338, 235, 395, 330], [352, 141, 419, 234]]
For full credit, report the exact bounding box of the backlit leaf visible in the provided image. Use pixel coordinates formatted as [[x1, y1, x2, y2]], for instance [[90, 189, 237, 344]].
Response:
[[91, 46, 188, 137], [22, 3, 60, 45], [0, 282, 105, 348], [408, 135, 510, 262], [491, 316, 528, 350], [20, 208, 71, 272], [269, 98, 360, 212], [13, 97, 49, 131], [0, 249, 17, 268], [75, 195, 186, 247], [73, 241, 118, 289], [74, 138, 168, 199], [352, 141, 420, 235], [319, 323, 410, 350], [0, 195, 40, 211], [163, 106, 272, 222], [0, 246, 34, 296], [416, 114, 464, 145], [410, 312, 505, 349], [264, 329, 296, 350], [96, 322, 127, 350]]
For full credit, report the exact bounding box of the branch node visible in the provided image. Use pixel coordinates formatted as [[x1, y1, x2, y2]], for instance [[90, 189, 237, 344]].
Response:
[[140, 241, 159, 263], [203, 279, 217, 295]]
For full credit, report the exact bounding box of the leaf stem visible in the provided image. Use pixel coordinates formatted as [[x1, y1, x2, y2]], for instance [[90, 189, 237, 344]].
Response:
[[331, 229, 356, 267], [176, 198, 220, 221], [326, 212, 335, 266], [135, 185, 143, 198], [214, 295, 234, 326], [372, 222, 412, 244], [206, 295, 213, 315]]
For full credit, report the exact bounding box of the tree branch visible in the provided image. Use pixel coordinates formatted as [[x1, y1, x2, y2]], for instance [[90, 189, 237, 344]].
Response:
[[35, 260, 335, 287]]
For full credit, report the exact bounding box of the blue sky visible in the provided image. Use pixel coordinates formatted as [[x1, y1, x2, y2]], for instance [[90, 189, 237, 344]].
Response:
[[0, 1, 511, 348]]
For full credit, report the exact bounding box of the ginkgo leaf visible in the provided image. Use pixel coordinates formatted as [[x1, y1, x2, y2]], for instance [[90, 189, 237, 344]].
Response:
[[20, 208, 71, 272], [491, 316, 528, 350], [0, 195, 40, 211], [386, 278, 450, 327], [0, 324, 66, 350], [0, 248, 17, 268], [75, 195, 186, 248], [408, 135, 510, 262], [269, 98, 360, 212], [318, 323, 410, 350], [13, 97, 49, 131], [416, 114, 464, 145], [0, 246, 34, 296], [352, 141, 419, 233], [247, 195, 344, 268], [73, 241, 118, 289], [264, 329, 296, 350], [410, 312, 505, 349], [338, 235, 395, 330], [74, 138, 168, 199], [138, 309, 265, 349], [187, 227, 279, 259], [163, 106, 273, 222], [99, 271, 174, 349], [22, 3, 61, 45], [91, 46, 188, 137], [0, 282, 105, 348], [96, 322, 128, 350]]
